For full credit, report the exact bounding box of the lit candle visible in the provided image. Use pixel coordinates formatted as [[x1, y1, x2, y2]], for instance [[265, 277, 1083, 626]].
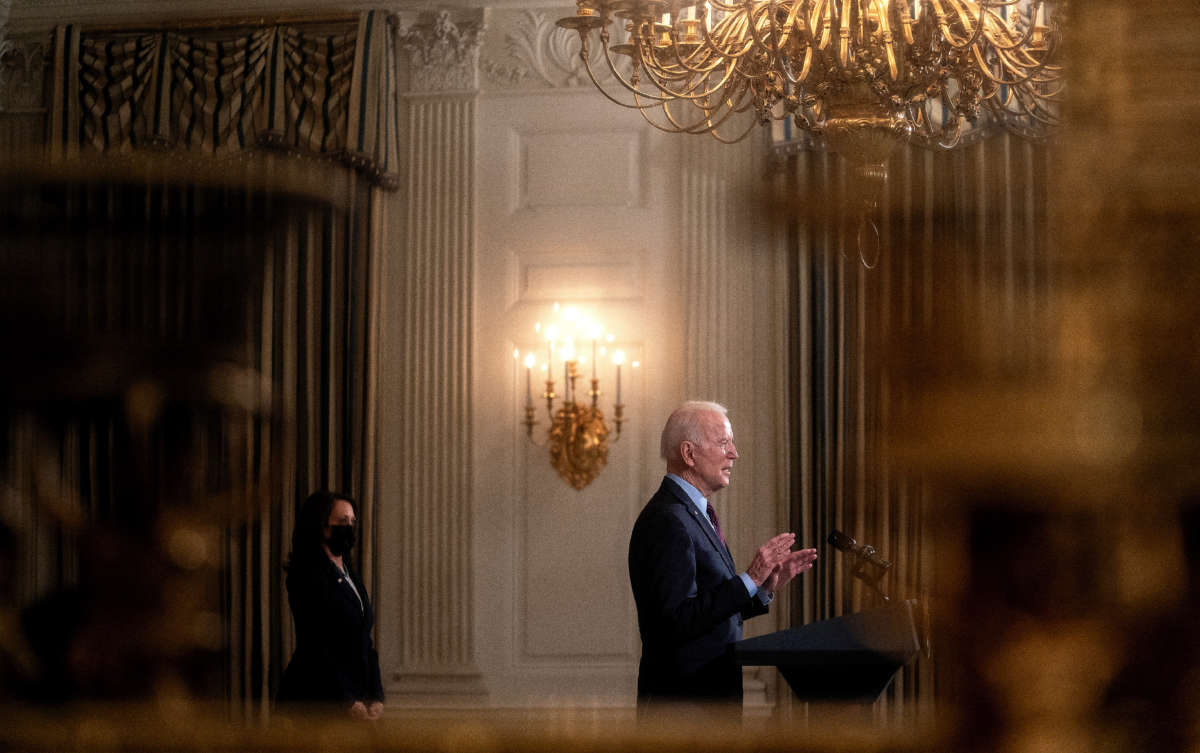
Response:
[[613, 349, 625, 404], [523, 353, 536, 407]]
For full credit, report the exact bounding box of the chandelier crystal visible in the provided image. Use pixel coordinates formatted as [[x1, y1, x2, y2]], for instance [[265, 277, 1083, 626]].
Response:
[[557, 0, 1065, 150]]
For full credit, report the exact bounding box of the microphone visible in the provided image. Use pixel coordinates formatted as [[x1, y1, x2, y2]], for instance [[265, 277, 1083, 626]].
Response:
[[827, 529, 893, 572]]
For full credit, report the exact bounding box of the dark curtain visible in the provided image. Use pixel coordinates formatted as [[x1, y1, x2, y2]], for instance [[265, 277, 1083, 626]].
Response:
[[0, 12, 393, 719], [786, 132, 1054, 722]]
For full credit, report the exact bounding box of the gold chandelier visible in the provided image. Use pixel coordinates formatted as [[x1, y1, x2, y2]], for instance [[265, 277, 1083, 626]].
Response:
[[516, 304, 639, 490], [559, 0, 1064, 266], [557, 0, 1064, 148]]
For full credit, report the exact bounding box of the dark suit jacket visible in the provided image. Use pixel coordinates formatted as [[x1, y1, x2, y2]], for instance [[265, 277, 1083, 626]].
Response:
[[628, 477, 768, 703], [277, 556, 384, 707]]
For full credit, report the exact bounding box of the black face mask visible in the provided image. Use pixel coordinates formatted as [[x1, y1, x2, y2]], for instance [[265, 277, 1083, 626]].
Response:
[[327, 524, 355, 556]]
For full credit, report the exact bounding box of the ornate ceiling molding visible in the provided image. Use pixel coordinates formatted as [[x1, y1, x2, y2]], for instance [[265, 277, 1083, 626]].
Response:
[[398, 10, 485, 95], [482, 9, 628, 90]]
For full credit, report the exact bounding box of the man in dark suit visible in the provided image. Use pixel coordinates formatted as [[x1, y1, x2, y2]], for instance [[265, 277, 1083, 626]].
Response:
[[629, 401, 817, 709]]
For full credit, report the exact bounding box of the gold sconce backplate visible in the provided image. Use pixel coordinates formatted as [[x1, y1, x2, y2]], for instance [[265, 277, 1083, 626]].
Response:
[[547, 403, 610, 490]]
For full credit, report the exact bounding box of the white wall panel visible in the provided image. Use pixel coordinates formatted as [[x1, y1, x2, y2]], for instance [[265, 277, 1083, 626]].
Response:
[[516, 130, 643, 210], [516, 253, 642, 303]]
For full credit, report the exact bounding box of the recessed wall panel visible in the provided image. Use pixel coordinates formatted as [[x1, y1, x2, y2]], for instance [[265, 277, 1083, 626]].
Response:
[[518, 130, 642, 210], [519, 256, 641, 302]]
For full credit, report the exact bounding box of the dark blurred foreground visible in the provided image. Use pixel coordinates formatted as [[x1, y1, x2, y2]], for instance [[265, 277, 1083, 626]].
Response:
[[0, 704, 936, 753], [2, 2, 1200, 752]]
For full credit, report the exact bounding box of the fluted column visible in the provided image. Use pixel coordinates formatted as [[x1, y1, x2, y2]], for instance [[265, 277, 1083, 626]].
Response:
[[384, 9, 484, 699]]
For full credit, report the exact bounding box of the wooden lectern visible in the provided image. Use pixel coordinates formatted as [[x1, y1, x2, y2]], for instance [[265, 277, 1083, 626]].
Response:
[[734, 599, 921, 704]]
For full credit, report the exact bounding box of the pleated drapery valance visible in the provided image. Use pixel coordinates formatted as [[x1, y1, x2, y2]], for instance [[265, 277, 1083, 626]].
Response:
[[48, 11, 400, 188]]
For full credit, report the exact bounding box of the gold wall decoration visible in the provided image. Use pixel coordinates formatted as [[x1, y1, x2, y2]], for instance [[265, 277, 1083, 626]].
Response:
[[517, 303, 636, 490]]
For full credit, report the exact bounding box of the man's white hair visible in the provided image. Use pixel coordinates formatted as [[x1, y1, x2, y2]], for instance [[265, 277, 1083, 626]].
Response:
[[660, 401, 728, 463]]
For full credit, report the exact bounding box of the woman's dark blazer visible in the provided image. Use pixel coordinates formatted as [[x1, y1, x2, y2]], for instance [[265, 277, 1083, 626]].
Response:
[[277, 556, 384, 707]]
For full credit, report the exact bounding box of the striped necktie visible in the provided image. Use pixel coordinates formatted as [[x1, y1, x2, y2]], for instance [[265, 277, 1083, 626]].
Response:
[[706, 502, 727, 547]]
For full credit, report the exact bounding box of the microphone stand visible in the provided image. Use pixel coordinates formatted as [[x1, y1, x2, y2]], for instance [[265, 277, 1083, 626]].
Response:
[[849, 547, 891, 605]]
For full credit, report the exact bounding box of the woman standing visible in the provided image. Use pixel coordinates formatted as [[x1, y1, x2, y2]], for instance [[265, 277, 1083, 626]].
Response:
[[278, 491, 384, 719]]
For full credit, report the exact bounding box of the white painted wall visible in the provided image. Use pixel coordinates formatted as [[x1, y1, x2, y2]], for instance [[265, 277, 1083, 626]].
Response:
[[472, 8, 686, 704]]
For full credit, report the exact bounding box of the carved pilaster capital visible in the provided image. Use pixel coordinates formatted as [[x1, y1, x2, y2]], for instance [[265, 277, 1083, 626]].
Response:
[[398, 10, 485, 95], [0, 32, 46, 113], [0, 0, 12, 74]]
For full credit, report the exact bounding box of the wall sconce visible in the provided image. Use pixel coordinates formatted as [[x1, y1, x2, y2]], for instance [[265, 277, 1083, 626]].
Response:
[[516, 303, 639, 490]]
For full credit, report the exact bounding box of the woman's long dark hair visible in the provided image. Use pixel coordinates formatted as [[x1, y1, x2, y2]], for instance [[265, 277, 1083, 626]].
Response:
[[285, 490, 359, 572]]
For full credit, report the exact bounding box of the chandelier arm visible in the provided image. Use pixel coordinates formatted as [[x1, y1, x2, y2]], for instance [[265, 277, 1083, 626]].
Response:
[[871, 0, 901, 80], [600, 20, 729, 103], [634, 64, 722, 102], [928, 0, 981, 50], [701, 11, 759, 60], [906, 101, 932, 141], [976, 0, 1045, 52], [837, 0, 852, 68], [791, 103, 823, 135], [773, 0, 807, 51], [657, 24, 748, 79], [706, 110, 762, 143], [972, 44, 1058, 88], [787, 44, 815, 83], [633, 102, 692, 133], [896, 0, 916, 44], [1005, 86, 1060, 125], [937, 114, 966, 149], [947, 0, 993, 49], [594, 28, 725, 105], [987, 101, 1051, 136], [817, 0, 836, 50], [645, 47, 725, 81], [578, 39, 673, 109], [739, 0, 779, 67], [652, 88, 748, 134], [631, 90, 743, 136], [638, 47, 746, 101], [763, 0, 786, 60], [910, 89, 965, 149]]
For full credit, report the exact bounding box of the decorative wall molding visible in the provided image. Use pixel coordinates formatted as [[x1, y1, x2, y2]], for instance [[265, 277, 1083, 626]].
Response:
[[398, 10, 485, 94], [515, 254, 642, 303], [0, 2, 46, 113], [514, 128, 643, 210], [481, 9, 629, 90], [0, 32, 46, 113]]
